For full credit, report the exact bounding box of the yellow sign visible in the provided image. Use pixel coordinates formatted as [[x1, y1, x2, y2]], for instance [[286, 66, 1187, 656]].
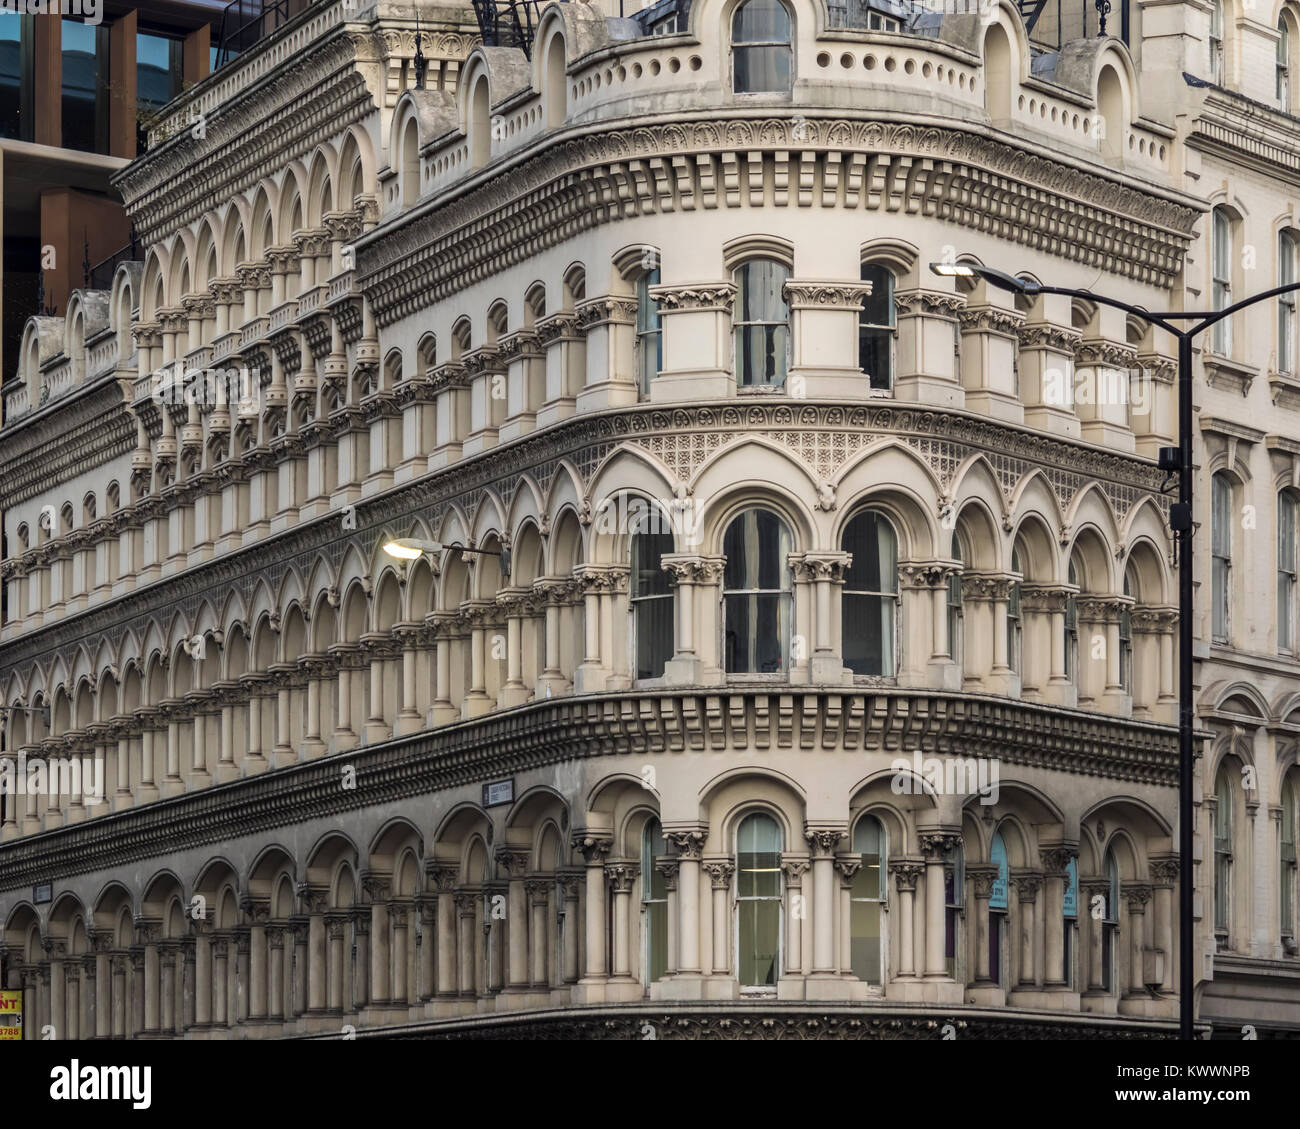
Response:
[[0, 990, 22, 1040]]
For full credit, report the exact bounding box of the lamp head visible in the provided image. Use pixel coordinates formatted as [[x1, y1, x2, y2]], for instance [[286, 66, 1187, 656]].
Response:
[[928, 261, 1039, 295], [382, 538, 442, 561]]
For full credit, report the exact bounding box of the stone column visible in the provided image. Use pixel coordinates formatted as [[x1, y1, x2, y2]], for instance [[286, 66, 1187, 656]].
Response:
[[572, 833, 613, 982], [834, 855, 863, 977], [496, 848, 531, 991], [666, 829, 706, 977], [1014, 873, 1041, 986], [781, 856, 809, 976], [805, 827, 846, 978], [890, 859, 924, 979], [211, 936, 229, 1026], [193, 928, 212, 1028], [607, 862, 641, 980], [919, 831, 961, 979], [1151, 858, 1178, 993], [417, 898, 436, 999], [427, 864, 459, 998], [795, 553, 851, 682], [559, 872, 582, 984], [266, 927, 284, 1021], [1081, 879, 1110, 992], [1040, 847, 1073, 988], [290, 919, 309, 1016], [326, 914, 347, 1011], [362, 873, 391, 1006], [655, 860, 680, 976], [350, 911, 370, 1010], [246, 902, 268, 1021], [454, 891, 477, 998], [526, 881, 550, 987], [1124, 883, 1152, 996]]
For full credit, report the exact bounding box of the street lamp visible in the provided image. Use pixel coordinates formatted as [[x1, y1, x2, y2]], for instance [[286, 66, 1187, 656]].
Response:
[[381, 537, 510, 574], [930, 259, 1300, 1039]]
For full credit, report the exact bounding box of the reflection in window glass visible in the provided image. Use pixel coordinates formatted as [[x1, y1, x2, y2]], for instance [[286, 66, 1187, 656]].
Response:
[[0, 15, 30, 140], [62, 18, 108, 153]]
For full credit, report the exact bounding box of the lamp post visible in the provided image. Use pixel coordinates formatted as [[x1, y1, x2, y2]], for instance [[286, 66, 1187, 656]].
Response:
[[931, 259, 1300, 1039]]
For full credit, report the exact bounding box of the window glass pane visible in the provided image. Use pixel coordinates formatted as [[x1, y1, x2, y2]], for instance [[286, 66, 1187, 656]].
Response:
[[0, 15, 27, 140], [732, 0, 791, 41], [734, 45, 791, 93], [137, 31, 182, 113], [860, 264, 894, 327], [842, 511, 896, 594], [724, 508, 791, 591], [852, 816, 882, 899], [850, 899, 881, 982], [633, 529, 673, 598], [62, 18, 108, 153], [843, 593, 894, 676], [736, 813, 782, 987], [990, 832, 1009, 911], [734, 260, 790, 384]]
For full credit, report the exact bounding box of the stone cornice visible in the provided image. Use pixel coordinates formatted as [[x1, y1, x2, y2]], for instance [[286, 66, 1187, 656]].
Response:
[[0, 687, 1177, 893], [356, 117, 1199, 326], [1, 401, 1170, 672]]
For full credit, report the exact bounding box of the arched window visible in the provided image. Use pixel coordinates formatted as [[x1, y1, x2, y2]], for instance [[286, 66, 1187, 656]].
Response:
[[642, 817, 669, 982], [631, 524, 674, 680], [859, 263, 895, 390], [723, 508, 793, 673], [989, 830, 1009, 985], [733, 258, 790, 387], [1214, 764, 1234, 941], [731, 0, 791, 95], [636, 264, 662, 396], [1211, 206, 1233, 355], [1280, 17, 1291, 107], [945, 839, 964, 979], [1212, 472, 1232, 643], [1280, 491, 1297, 653], [1007, 547, 1023, 674], [1102, 848, 1120, 991], [1210, 0, 1225, 83], [1279, 230, 1297, 375], [1120, 569, 1134, 694], [735, 811, 782, 987], [1281, 776, 1297, 943], [840, 510, 898, 677], [947, 533, 963, 666], [850, 814, 885, 983]]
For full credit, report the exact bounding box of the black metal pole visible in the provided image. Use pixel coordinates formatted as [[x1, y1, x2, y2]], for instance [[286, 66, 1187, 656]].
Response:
[[1177, 329, 1195, 1041]]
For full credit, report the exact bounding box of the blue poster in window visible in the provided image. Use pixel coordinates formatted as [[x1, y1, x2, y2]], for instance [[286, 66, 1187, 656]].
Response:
[[1063, 857, 1078, 919], [990, 832, 1008, 911]]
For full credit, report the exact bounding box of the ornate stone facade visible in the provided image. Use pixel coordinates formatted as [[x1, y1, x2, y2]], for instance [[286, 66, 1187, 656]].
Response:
[[0, 0, 1298, 1040]]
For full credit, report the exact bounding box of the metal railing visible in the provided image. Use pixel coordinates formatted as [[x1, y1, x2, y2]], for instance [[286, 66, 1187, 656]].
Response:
[[471, 0, 547, 57], [84, 231, 141, 293]]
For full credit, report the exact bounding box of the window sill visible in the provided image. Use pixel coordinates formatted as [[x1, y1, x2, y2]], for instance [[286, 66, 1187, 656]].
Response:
[[1202, 353, 1259, 396]]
